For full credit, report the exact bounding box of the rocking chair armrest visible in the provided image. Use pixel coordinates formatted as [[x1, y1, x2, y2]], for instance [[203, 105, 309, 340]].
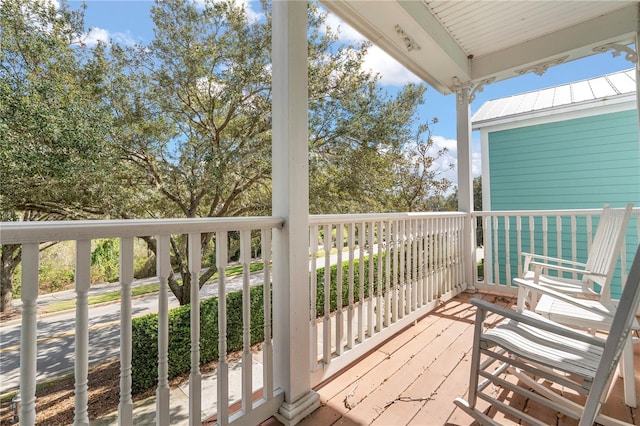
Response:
[[528, 261, 605, 278], [521, 252, 587, 268], [470, 298, 605, 347], [513, 278, 614, 319]]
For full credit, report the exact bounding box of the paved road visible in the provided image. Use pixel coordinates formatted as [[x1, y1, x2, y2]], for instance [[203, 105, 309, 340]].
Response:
[[0, 271, 267, 393], [0, 248, 363, 394]]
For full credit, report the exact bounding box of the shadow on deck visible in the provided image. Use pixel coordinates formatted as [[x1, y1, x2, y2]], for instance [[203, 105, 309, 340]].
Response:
[[265, 292, 640, 426]]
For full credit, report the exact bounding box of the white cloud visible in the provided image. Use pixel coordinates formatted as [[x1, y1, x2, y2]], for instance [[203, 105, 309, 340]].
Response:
[[362, 45, 421, 86], [82, 27, 136, 47], [430, 135, 482, 191], [323, 13, 366, 42], [240, 0, 263, 22], [322, 11, 420, 87]]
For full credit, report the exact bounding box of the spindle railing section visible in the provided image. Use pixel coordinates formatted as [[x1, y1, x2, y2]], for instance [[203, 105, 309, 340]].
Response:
[[472, 207, 640, 296], [3, 208, 637, 424], [308, 212, 466, 385], [1, 217, 284, 425]]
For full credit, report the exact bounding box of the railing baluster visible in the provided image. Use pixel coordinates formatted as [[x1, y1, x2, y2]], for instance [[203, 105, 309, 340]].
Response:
[[472, 215, 479, 284], [19, 243, 38, 425], [450, 217, 456, 291], [402, 220, 409, 313], [458, 216, 464, 288], [240, 230, 253, 414], [309, 225, 318, 368], [376, 220, 383, 330], [529, 215, 535, 256], [436, 217, 443, 297], [398, 220, 405, 318], [74, 239, 91, 426], [571, 215, 578, 280], [542, 216, 549, 269], [425, 218, 434, 303], [407, 220, 418, 313], [516, 216, 522, 279], [448, 217, 453, 293], [556, 215, 563, 274], [358, 222, 365, 340], [216, 231, 229, 425], [347, 223, 355, 348], [392, 221, 399, 322], [335, 223, 344, 355], [504, 216, 511, 286], [188, 233, 202, 424], [384, 220, 391, 327], [416, 220, 423, 307], [118, 237, 134, 425], [586, 214, 593, 252], [261, 229, 274, 398], [482, 215, 492, 284], [156, 235, 171, 425], [450, 217, 456, 292], [367, 222, 374, 335], [492, 216, 499, 284], [323, 224, 332, 361]]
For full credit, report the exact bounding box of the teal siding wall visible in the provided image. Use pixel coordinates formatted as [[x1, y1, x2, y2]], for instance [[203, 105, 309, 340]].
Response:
[[487, 109, 640, 297]]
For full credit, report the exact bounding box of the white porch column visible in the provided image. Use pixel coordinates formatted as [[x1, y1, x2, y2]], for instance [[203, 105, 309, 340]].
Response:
[[455, 81, 477, 292], [272, 1, 320, 425]]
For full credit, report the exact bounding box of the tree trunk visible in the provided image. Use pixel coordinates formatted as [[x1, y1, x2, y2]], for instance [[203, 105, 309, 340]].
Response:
[[170, 272, 188, 305], [1, 244, 21, 314]]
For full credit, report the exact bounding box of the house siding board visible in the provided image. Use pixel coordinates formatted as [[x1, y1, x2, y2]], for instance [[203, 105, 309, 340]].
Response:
[[487, 109, 640, 297]]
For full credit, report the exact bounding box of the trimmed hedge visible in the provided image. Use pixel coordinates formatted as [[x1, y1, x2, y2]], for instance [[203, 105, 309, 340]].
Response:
[[130, 252, 409, 393], [314, 251, 416, 316], [131, 285, 267, 394]]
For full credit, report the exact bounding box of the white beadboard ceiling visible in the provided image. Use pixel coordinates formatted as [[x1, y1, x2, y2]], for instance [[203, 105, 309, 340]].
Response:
[[321, 1, 638, 95]]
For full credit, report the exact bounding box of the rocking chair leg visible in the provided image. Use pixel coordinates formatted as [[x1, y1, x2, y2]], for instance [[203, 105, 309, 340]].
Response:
[[453, 397, 501, 426], [620, 334, 636, 407]]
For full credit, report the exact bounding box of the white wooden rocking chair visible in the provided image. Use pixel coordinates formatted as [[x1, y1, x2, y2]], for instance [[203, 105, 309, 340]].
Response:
[[517, 204, 633, 312], [454, 243, 640, 426]]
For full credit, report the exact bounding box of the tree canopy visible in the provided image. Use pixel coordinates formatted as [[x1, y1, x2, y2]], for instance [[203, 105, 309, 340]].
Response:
[[1, 0, 454, 308]]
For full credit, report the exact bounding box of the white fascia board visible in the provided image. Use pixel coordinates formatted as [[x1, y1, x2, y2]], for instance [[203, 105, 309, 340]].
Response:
[[472, 93, 636, 132], [471, 4, 637, 83], [320, 0, 470, 94]]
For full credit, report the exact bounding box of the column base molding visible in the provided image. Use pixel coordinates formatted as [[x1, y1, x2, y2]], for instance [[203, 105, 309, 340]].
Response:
[[464, 282, 478, 293], [275, 391, 320, 426]]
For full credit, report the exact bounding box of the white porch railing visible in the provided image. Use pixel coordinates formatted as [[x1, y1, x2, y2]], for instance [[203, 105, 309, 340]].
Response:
[[3, 208, 637, 424], [0, 217, 285, 426], [472, 207, 640, 296], [308, 212, 467, 385]]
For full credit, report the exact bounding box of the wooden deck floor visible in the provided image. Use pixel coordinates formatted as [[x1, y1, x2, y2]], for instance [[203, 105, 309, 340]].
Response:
[[287, 292, 640, 426]]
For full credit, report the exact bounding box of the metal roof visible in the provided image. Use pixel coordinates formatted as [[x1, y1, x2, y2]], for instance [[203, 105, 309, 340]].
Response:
[[320, 1, 638, 95], [472, 68, 637, 125]]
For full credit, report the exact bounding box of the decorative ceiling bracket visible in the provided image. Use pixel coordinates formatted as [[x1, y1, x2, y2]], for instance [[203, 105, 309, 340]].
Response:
[[515, 55, 570, 76], [394, 24, 421, 52], [453, 77, 472, 104], [592, 43, 638, 64], [469, 77, 496, 104]]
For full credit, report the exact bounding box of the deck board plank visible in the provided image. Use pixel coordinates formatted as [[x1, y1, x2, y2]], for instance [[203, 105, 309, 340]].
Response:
[[297, 293, 639, 426]]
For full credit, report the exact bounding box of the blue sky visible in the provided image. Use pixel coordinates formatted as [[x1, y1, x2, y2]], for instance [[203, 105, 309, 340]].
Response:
[[70, 0, 635, 185]]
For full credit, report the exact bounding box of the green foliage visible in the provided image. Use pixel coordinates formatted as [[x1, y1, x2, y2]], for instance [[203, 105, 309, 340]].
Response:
[[2, 0, 456, 311], [315, 253, 392, 316], [38, 263, 75, 293], [91, 239, 120, 283], [0, 0, 117, 310], [131, 285, 267, 394], [0, 0, 115, 217], [129, 251, 423, 394]]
